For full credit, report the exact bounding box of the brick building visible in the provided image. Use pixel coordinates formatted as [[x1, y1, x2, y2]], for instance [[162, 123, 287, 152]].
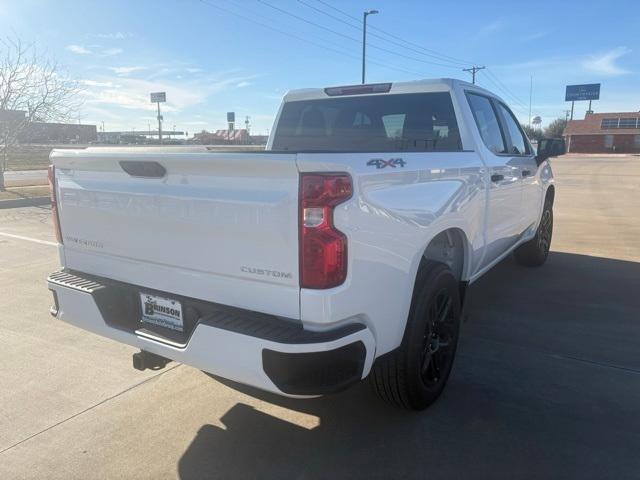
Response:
[[189, 129, 267, 145], [191, 129, 249, 144], [564, 112, 640, 153]]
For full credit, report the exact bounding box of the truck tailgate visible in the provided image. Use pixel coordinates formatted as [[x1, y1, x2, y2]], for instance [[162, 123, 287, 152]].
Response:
[[51, 149, 300, 319]]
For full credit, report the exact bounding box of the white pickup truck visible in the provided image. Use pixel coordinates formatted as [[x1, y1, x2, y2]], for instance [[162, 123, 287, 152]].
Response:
[[47, 79, 564, 410]]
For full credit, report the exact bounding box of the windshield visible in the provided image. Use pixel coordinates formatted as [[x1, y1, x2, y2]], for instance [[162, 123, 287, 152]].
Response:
[[272, 92, 462, 152]]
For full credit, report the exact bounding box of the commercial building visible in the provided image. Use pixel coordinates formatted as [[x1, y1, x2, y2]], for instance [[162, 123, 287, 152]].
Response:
[[191, 129, 249, 144], [97, 130, 185, 144], [190, 129, 267, 145], [19, 122, 97, 144], [1, 109, 97, 144], [564, 112, 640, 153]]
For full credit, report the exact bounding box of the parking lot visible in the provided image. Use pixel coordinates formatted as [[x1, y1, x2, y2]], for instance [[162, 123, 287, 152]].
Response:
[[1, 154, 639, 479]]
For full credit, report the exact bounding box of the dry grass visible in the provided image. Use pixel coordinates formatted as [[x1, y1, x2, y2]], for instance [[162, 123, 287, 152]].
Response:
[[0, 185, 50, 200]]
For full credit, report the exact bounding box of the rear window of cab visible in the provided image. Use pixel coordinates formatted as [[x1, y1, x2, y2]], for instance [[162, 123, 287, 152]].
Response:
[[272, 92, 462, 153]]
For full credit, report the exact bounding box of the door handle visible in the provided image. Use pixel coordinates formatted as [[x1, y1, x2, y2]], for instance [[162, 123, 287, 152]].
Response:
[[521, 169, 532, 177], [490, 174, 504, 182]]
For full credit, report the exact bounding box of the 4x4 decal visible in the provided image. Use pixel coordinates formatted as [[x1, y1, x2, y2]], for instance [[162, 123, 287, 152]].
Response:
[[367, 158, 406, 169]]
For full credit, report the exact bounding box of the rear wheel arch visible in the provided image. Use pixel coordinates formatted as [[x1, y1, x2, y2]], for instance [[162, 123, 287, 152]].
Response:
[[421, 228, 469, 282], [370, 259, 462, 409]]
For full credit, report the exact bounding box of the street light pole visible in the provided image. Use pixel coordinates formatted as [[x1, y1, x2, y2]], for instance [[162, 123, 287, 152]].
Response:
[[157, 101, 163, 144], [362, 9, 378, 84]]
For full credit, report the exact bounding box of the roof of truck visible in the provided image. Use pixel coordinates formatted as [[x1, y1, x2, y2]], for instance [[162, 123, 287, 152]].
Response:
[[283, 78, 495, 102]]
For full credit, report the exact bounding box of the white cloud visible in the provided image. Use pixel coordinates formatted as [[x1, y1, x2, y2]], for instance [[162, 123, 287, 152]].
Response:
[[102, 48, 123, 57], [67, 45, 123, 56], [66, 44, 91, 54], [80, 72, 256, 114], [476, 18, 505, 38], [521, 31, 547, 42], [81, 79, 118, 88], [236, 81, 251, 88], [583, 47, 631, 76], [110, 66, 147, 75], [93, 32, 132, 40], [182, 120, 209, 125], [78, 64, 261, 131]]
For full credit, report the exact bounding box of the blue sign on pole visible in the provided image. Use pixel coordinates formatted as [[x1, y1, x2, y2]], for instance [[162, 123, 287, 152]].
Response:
[[565, 84, 600, 101]]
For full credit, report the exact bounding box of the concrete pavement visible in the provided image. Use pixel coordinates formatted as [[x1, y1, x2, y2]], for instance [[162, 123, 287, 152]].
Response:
[[0, 155, 639, 479]]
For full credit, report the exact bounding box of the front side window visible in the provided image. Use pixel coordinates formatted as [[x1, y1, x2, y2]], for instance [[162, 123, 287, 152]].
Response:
[[272, 92, 462, 152], [498, 103, 530, 155], [466, 93, 506, 154]]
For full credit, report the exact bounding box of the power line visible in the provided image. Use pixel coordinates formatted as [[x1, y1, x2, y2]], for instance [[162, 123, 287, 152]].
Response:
[[202, 0, 531, 113], [199, 0, 430, 79], [199, 0, 356, 60], [220, 0, 364, 57], [485, 69, 529, 106], [301, 0, 534, 111], [480, 71, 528, 111], [483, 69, 530, 112], [480, 75, 530, 116], [256, 0, 464, 70], [297, 0, 472, 67], [310, 0, 477, 66]]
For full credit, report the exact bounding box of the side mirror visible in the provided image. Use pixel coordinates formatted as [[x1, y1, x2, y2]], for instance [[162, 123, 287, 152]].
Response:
[[536, 138, 566, 165]]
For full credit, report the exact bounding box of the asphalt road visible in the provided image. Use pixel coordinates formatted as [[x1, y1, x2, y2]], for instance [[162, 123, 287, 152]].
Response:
[[1, 155, 639, 479]]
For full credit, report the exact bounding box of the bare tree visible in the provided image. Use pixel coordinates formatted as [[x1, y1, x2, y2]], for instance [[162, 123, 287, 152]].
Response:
[[0, 37, 80, 190]]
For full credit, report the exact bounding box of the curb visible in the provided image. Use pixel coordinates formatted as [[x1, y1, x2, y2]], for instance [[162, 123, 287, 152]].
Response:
[[561, 153, 637, 158], [0, 196, 50, 209]]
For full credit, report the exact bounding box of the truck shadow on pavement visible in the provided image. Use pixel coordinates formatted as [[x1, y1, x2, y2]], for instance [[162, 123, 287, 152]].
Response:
[[178, 252, 640, 480]]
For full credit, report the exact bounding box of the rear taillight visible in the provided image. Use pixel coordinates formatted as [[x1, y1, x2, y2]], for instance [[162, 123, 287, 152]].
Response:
[[48, 165, 63, 244], [299, 173, 352, 289]]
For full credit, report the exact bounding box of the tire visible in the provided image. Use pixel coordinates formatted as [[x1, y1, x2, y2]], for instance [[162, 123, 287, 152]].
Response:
[[514, 198, 553, 267], [370, 260, 461, 410]]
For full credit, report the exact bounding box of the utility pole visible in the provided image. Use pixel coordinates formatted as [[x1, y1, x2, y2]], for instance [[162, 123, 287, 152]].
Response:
[[462, 65, 485, 84], [362, 9, 379, 84], [564, 110, 571, 123]]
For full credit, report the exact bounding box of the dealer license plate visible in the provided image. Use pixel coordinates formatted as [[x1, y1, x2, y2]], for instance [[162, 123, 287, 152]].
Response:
[[140, 292, 184, 332]]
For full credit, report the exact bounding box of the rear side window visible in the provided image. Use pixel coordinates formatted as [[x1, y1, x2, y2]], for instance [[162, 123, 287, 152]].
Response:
[[466, 93, 506, 154], [497, 103, 530, 155], [272, 92, 462, 152]]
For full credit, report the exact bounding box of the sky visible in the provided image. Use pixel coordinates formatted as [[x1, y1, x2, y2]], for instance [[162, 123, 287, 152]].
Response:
[[0, 0, 638, 136]]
